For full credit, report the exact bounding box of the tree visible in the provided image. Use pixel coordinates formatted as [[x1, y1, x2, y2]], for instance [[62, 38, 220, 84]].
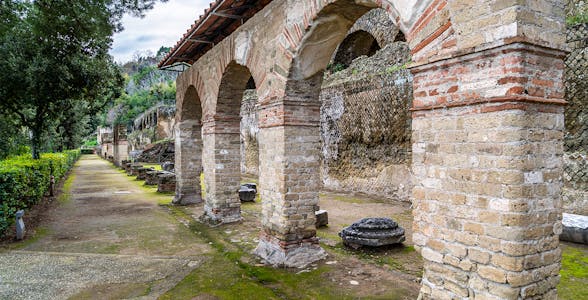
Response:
[[0, 0, 164, 158]]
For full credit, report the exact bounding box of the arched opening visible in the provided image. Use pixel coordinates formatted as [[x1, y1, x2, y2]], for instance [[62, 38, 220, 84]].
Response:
[[173, 85, 204, 205], [255, 1, 413, 268], [330, 30, 381, 70], [202, 61, 257, 223], [241, 76, 259, 177], [320, 13, 413, 203]]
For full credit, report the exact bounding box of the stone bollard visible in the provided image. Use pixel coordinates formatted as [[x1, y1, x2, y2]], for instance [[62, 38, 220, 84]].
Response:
[[15, 210, 25, 240], [157, 172, 176, 193], [49, 175, 55, 197]]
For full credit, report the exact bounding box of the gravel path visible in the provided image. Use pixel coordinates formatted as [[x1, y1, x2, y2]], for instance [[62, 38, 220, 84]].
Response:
[[0, 155, 210, 299]]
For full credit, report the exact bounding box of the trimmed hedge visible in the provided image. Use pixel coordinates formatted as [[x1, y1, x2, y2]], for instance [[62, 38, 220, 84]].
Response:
[[0, 150, 80, 236]]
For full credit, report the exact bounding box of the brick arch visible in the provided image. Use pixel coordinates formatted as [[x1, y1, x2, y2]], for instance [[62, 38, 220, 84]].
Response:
[[201, 60, 258, 224], [254, 0, 427, 268], [255, 0, 567, 298], [213, 61, 257, 118], [345, 8, 401, 48], [176, 68, 206, 122], [178, 85, 202, 122], [173, 84, 204, 206], [331, 30, 381, 67]]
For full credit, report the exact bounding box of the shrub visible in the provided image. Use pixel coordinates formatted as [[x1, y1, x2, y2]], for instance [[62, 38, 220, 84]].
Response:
[[0, 149, 80, 236]]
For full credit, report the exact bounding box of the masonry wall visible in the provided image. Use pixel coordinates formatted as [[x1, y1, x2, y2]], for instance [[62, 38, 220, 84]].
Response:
[[129, 106, 176, 151], [563, 21, 588, 215], [320, 42, 413, 201]]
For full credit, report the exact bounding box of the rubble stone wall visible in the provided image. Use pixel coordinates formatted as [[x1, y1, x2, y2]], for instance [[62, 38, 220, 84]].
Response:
[[564, 21, 588, 215], [320, 42, 413, 202]]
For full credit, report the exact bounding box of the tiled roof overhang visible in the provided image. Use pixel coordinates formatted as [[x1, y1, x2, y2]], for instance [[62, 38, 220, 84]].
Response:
[[158, 0, 272, 69]]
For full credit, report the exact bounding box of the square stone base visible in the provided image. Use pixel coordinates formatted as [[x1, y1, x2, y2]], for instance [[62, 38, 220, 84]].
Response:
[[172, 193, 202, 205], [202, 204, 242, 224], [253, 233, 327, 268]]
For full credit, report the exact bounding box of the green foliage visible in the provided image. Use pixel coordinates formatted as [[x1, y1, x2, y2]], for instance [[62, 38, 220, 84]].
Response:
[[327, 62, 347, 73], [83, 139, 98, 147], [567, 12, 588, 25], [0, 0, 164, 158], [559, 245, 588, 299], [110, 80, 176, 125], [133, 65, 158, 85], [0, 150, 80, 236], [385, 61, 412, 74], [567, 2, 588, 25]]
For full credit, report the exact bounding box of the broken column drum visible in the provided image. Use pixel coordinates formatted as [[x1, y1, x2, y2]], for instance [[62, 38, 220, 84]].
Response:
[[239, 183, 257, 202], [339, 217, 405, 248]]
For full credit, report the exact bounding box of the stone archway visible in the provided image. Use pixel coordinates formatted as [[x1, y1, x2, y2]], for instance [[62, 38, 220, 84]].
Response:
[[331, 30, 381, 68], [201, 61, 258, 224], [174, 85, 203, 205], [168, 0, 567, 297], [253, 0, 567, 298]]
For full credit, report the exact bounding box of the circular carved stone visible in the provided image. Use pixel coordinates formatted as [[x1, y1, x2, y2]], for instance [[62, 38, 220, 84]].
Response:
[[339, 217, 405, 248]]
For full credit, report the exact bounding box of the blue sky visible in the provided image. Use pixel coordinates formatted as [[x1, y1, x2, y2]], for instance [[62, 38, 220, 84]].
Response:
[[110, 0, 211, 63]]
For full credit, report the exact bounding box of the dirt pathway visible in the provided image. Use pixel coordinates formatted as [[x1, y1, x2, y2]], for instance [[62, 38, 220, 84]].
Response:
[[0, 155, 212, 300]]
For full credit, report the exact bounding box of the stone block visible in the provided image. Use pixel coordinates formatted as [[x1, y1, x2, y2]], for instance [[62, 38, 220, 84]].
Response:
[[315, 210, 328, 227], [157, 172, 176, 193], [145, 170, 164, 185], [136, 167, 153, 180], [560, 213, 588, 244]]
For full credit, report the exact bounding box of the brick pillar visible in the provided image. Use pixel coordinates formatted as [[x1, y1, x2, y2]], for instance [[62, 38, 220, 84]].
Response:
[[173, 119, 203, 205], [253, 95, 327, 268], [201, 118, 242, 223], [113, 124, 128, 167], [411, 43, 566, 299]]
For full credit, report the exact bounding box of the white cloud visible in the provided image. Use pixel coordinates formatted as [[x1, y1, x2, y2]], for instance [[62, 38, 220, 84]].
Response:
[[110, 0, 210, 63]]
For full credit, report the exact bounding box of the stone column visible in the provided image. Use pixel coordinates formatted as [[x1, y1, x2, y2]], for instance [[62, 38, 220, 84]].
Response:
[[173, 119, 203, 205], [410, 43, 566, 299], [201, 118, 242, 223], [253, 100, 327, 268]]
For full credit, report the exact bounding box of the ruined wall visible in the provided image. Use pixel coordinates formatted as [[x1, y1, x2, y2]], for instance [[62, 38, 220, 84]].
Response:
[[129, 105, 176, 151], [112, 124, 129, 166], [240, 89, 259, 175], [320, 42, 413, 202], [563, 21, 588, 215]]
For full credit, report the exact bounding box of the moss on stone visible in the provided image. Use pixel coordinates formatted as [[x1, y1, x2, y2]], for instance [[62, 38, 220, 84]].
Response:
[[558, 244, 588, 299]]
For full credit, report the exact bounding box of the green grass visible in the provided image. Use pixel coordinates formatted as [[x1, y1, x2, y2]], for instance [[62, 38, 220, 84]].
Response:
[[142, 163, 162, 171], [159, 206, 412, 300], [3, 227, 50, 251], [57, 171, 76, 204], [558, 245, 588, 299]]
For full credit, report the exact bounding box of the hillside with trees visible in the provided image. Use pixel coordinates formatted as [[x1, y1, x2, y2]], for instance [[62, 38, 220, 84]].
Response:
[[0, 0, 167, 159], [99, 47, 177, 128]]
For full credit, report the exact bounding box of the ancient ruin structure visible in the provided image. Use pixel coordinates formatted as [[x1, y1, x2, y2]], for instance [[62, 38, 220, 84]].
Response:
[[112, 124, 129, 167], [97, 125, 128, 166], [129, 105, 176, 152], [97, 127, 113, 159], [161, 0, 568, 298]]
